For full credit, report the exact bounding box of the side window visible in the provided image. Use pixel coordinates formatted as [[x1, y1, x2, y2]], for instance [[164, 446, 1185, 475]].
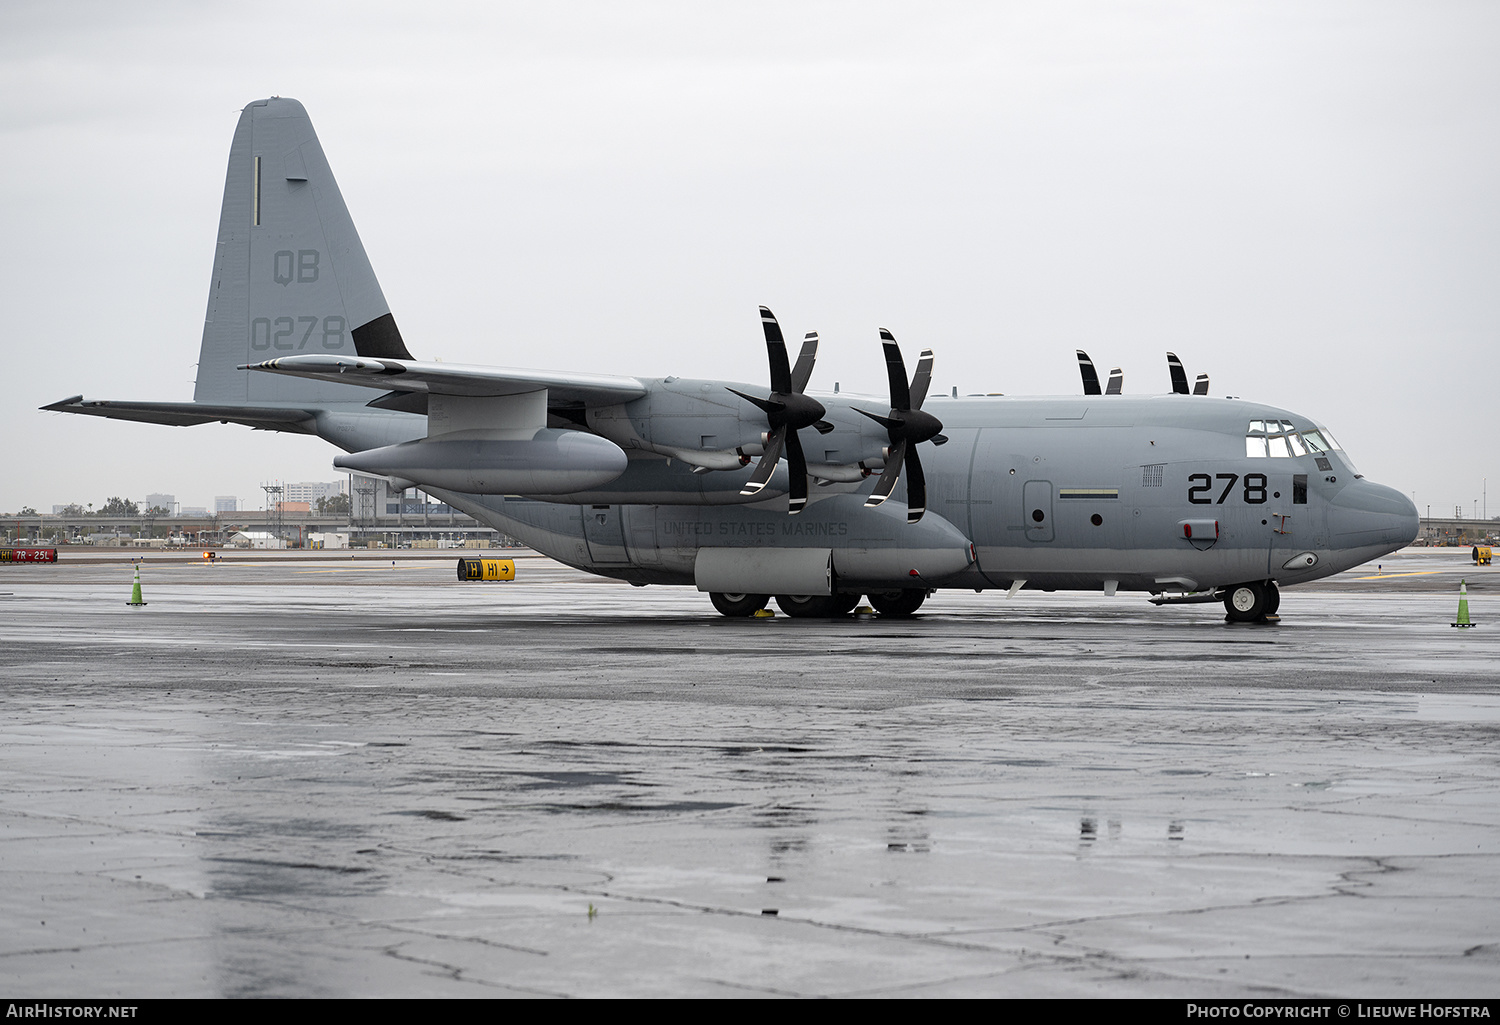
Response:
[[1293, 474, 1307, 505]]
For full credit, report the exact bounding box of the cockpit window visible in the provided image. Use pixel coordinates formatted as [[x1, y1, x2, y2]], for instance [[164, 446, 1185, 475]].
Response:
[[1246, 420, 1350, 462], [1300, 429, 1330, 453]]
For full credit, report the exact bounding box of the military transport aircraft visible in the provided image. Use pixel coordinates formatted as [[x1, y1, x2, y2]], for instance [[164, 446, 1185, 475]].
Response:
[[44, 97, 1419, 621]]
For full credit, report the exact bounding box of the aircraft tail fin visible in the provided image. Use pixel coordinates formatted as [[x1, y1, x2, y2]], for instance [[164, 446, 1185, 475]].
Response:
[[194, 97, 412, 407]]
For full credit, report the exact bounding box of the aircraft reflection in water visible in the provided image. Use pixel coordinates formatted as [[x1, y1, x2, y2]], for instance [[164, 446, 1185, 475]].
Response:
[[45, 98, 1418, 621]]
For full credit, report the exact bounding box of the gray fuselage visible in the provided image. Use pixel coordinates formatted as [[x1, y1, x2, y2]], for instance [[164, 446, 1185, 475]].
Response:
[[317, 389, 1417, 598]]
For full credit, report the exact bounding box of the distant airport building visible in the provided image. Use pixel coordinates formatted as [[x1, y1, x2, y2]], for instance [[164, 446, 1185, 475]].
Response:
[[284, 480, 348, 505], [228, 530, 285, 549], [145, 493, 175, 513], [215, 496, 238, 513]]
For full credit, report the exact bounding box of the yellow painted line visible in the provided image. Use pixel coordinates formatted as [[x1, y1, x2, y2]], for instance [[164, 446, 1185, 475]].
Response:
[[1350, 570, 1443, 580]]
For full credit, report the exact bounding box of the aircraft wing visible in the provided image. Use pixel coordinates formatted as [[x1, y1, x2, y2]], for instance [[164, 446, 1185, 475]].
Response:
[[40, 396, 319, 434], [240, 355, 647, 404]]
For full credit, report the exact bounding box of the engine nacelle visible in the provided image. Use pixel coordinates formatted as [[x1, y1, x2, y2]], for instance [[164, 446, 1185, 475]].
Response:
[[585, 376, 892, 481]]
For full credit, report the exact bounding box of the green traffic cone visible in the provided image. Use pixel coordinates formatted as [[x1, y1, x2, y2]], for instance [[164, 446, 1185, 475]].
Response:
[[1452, 578, 1473, 628], [126, 565, 147, 607]]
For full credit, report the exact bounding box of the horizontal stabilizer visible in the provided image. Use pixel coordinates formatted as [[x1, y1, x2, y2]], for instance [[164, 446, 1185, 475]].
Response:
[[41, 396, 317, 433]]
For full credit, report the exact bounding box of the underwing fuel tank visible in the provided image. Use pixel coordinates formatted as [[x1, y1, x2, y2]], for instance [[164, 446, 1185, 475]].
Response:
[[334, 429, 628, 495]]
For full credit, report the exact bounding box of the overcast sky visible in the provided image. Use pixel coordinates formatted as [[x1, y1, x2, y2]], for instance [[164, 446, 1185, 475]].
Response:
[[2, 1, 1496, 519]]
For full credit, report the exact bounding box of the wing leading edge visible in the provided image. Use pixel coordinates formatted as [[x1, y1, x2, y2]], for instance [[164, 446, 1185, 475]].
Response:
[[240, 355, 647, 405]]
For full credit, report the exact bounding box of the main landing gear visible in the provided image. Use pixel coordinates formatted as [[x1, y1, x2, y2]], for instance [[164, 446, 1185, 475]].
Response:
[[708, 590, 929, 619], [709, 592, 771, 617], [1223, 580, 1280, 623]]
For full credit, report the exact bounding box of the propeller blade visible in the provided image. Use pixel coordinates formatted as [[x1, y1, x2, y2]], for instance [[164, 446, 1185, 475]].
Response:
[[1106, 368, 1123, 395], [878, 329, 912, 410], [904, 444, 927, 524], [760, 306, 793, 394], [864, 440, 906, 507], [784, 429, 809, 514], [1076, 351, 1102, 396], [740, 427, 785, 496], [790, 331, 818, 394], [1193, 373, 1210, 396], [909, 349, 934, 410], [1167, 352, 1189, 395], [726, 387, 782, 416], [853, 407, 903, 432]]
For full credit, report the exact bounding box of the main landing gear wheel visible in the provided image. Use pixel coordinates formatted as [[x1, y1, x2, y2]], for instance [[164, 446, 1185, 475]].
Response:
[[1223, 581, 1270, 623], [774, 594, 845, 618], [710, 592, 769, 617], [830, 592, 861, 615], [868, 589, 928, 618]]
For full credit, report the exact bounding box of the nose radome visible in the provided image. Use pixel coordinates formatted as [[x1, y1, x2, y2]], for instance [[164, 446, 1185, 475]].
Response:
[[1329, 480, 1419, 547]]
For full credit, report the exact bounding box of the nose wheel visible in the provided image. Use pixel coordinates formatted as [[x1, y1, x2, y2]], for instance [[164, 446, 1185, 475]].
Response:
[[1224, 581, 1278, 623]]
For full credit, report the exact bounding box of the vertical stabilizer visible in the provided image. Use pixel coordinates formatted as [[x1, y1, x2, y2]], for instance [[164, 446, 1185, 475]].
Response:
[[194, 97, 412, 405]]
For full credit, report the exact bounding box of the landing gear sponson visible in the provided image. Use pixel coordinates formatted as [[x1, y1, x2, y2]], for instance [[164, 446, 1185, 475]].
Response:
[[709, 590, 929, 619]]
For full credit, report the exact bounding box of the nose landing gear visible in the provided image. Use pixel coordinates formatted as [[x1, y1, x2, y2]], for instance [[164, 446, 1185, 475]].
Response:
[[1224, 580, 1280, 623]]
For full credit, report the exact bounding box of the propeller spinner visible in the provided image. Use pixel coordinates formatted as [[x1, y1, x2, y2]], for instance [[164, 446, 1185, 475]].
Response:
[[855, 329, 946, 524], [727, 306, 831, 514]]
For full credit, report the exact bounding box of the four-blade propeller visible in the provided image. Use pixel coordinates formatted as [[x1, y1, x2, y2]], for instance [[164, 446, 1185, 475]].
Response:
[[854, 329, 946, 524], [728, 306, 831, 515]]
